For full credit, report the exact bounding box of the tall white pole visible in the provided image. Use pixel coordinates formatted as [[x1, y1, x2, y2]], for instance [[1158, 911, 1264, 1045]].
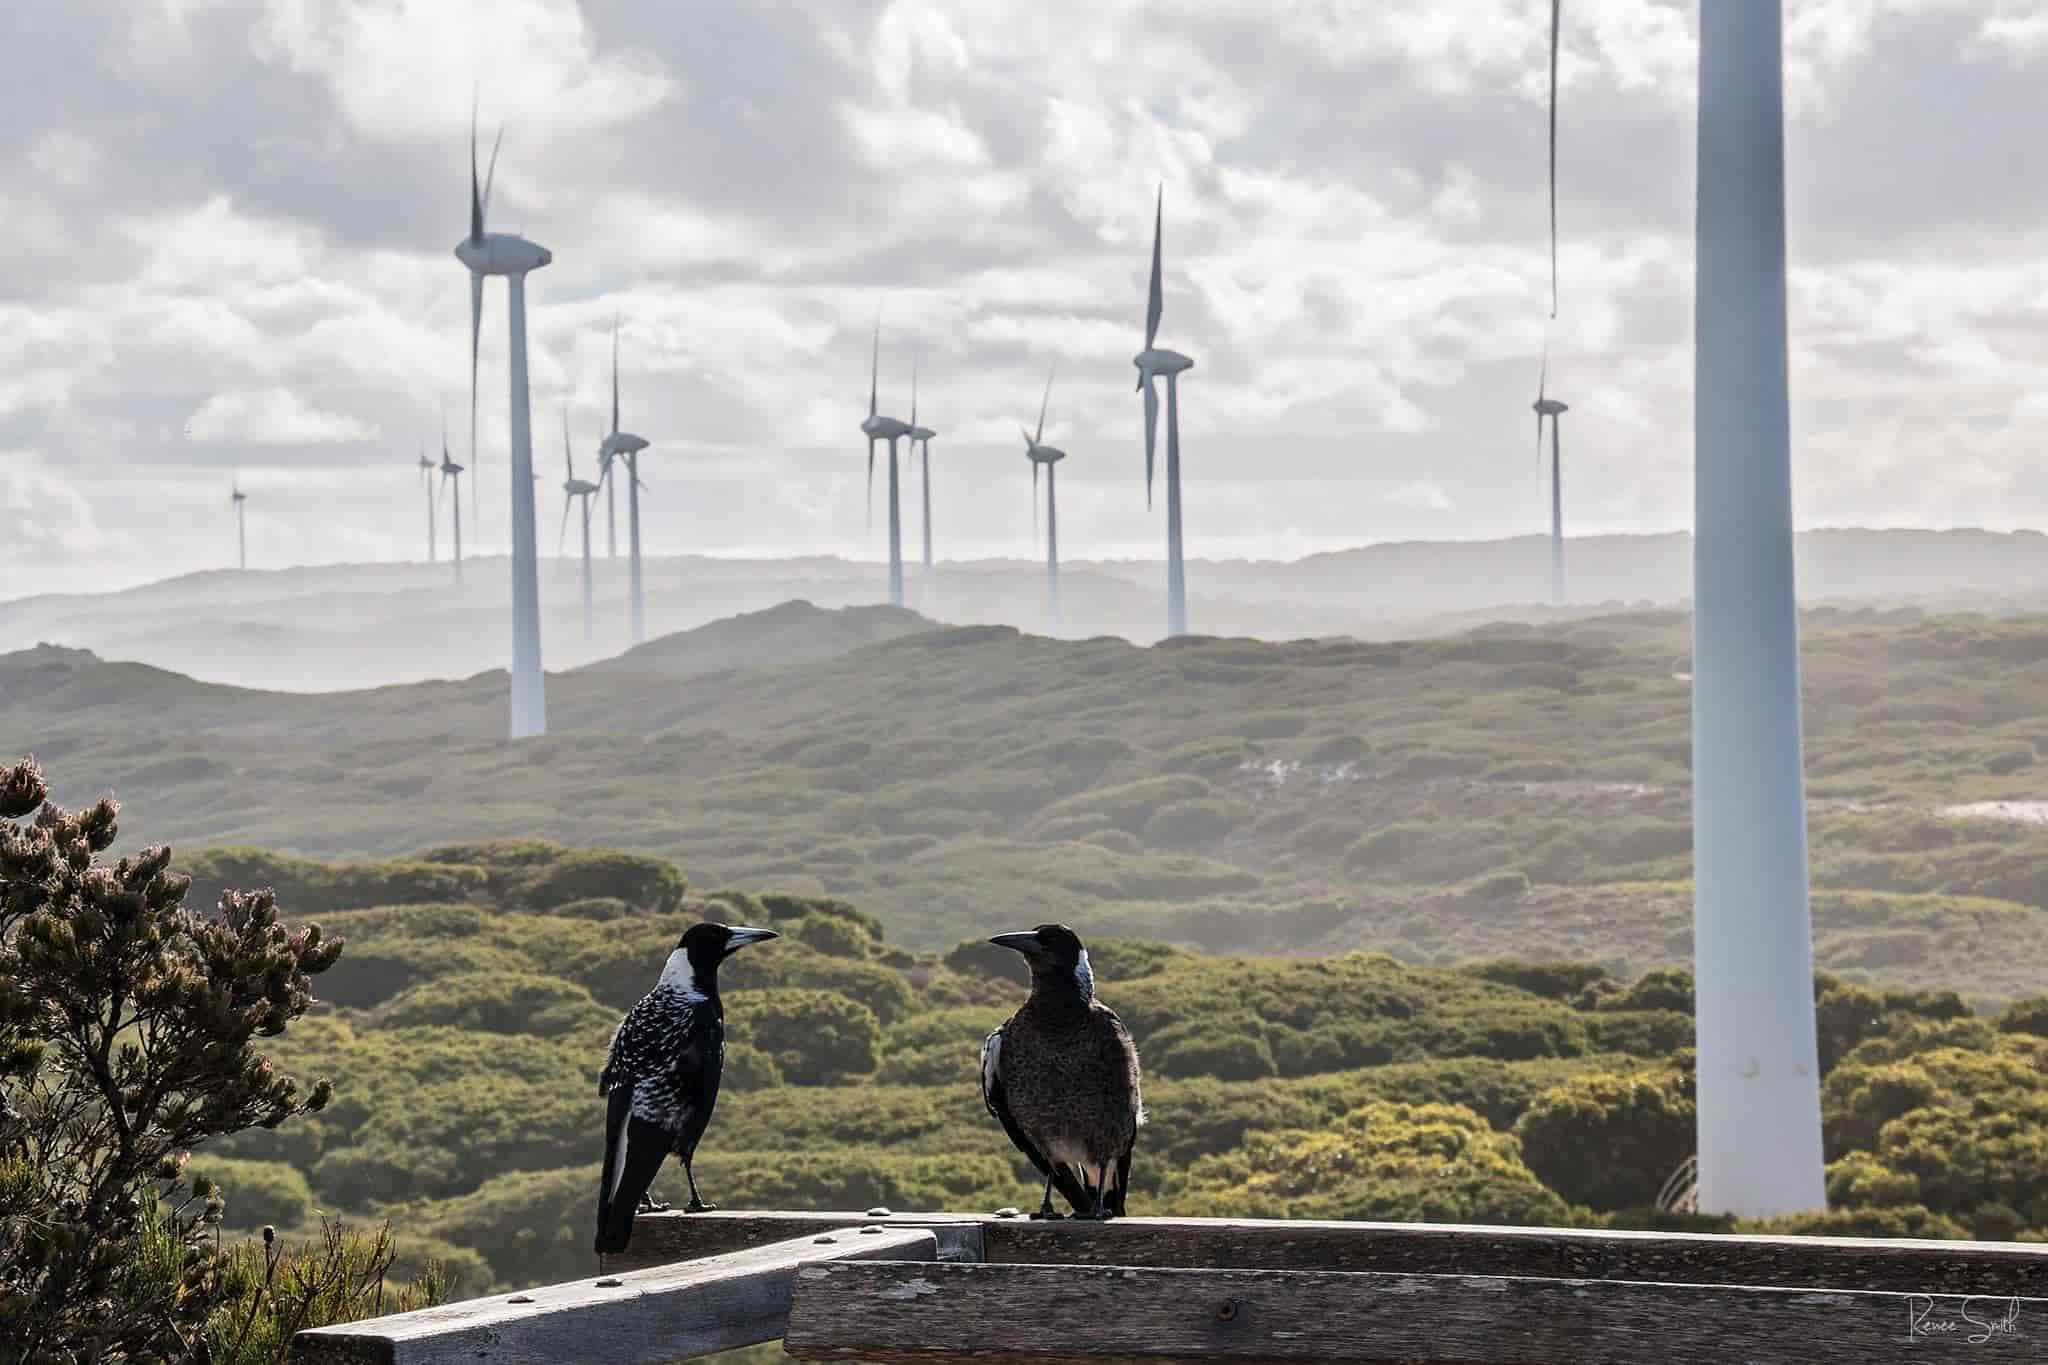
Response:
[[887, 436, 904, 607], [1046, 462, 1060, 629], [1692, 0, 1824, 1217], [1550, 420, 1565, 605], [451, 478, 463, 581], [581, 503, 593, 640], [1164, 372, 1188, 637], [506, 272, 547, 739], [628, 452, 645, 645], [921, 442, 933, 571], [426, 478, 437, 563], [237, 503, 246, 572]]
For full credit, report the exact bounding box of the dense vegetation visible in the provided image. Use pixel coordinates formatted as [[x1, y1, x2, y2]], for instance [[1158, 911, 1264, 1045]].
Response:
[[13, 603, 2048, 1009], [157, 838, 2048, 1298]]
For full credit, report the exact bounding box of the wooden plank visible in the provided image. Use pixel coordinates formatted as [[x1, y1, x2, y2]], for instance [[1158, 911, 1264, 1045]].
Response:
[[983, 1215, 2048, 1296], [601, 1209, 984, 1272], [291, 1227, 939, 1365], [782, 1260, 2044, 1364]]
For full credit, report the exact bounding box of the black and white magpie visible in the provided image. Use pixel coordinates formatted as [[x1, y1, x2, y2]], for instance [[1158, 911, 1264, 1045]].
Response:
[[594, 921, 778, 1254], [980, 924, 1144, 1220]]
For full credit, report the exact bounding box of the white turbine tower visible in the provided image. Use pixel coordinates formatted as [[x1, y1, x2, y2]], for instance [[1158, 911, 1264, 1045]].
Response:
[[1532, 356, 1569, 604], [559, 408, 599, 640], [1020, 368, 1067, 629], [906, 349, 937, 574], [1132, 187, 1194, 638], [858, 316, 912, 608], [597, 315, 652, 645], [1690, 0, 1825, 1216], [230, 479, 248, 572], [439, 422, 466, 582], [416, 446, 438, 564], [454, 106, 550, 739]]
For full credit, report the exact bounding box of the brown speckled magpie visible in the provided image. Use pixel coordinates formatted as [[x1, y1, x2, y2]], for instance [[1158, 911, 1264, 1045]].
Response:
[[981, 924, 1144, 1220], [594, 922, 777, 1254]]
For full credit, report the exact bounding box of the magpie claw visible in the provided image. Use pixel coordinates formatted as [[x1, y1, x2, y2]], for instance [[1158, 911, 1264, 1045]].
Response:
[[685, 1198, 717, 1214]]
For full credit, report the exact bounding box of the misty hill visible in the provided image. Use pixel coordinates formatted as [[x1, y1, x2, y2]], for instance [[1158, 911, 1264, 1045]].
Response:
[[11, 598, 2048, 1004], [8, 528, 2048, 691]]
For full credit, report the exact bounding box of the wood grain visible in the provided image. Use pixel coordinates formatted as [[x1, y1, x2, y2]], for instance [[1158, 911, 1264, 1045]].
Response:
[[600, 1209, 986, 1272], [982, 1215, 2048, 1296], [290, 1227, 938, 1365], [782, 1259, 2046, 1364]]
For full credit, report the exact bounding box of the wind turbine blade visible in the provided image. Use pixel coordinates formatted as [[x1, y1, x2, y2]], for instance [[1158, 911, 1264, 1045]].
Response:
[[867, 438, 875, 529], [1548, 0, 1560, 319], [559, 493, 572, 556], [1146, 184, 1164, 351], [563, 406, 574, 481], [1032, 460, 1040, 549], [468, 97, 484, 243], [1035, 368, 1053, 447], [481, 126, 504, 233], [910, 347, 918, 428], [869, 311, 880, 420], [1143, 378, 1159, 510], [611, 313, 621, 434]]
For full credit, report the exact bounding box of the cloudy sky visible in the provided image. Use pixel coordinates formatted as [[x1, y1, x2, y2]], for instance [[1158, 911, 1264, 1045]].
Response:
[[5, 0, 2047, 599]]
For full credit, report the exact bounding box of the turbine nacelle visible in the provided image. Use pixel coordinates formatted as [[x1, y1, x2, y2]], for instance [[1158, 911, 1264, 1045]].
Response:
[[1134, 347, 1194, 378], [1534, 397, 1570, 417], [454, 233, 553, 277], [862, 414, 912, 441], [600, 430, 650, 458], [906, 425, 936, 442], [563, 477, 599, 497], [440, 458, 465, 477]]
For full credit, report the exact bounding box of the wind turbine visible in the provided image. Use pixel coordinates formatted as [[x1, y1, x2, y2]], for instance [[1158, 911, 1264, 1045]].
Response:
[[906, 349, 938, 574], [1020, 368, 1067, 628], [858, 316, 912, 608], [597, 315, 652, 645], [559, 408, 599, 640], [1132, 186, 1195, 637], [439, 428, 466, 583], [416, 446, 438, 564], [455, 102, 551, 740], [230, 479, 248, 572], [1532, 356, 1569, 604], [1544, 0, 1825, 1216]]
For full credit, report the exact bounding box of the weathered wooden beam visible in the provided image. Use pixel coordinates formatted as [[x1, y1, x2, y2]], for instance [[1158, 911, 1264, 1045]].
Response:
[[983, 1215, 2048, 1297], [600, 1208, 985, 1272], [783, 1260, 2045, 1364], [291, 1227, 938, 1365]]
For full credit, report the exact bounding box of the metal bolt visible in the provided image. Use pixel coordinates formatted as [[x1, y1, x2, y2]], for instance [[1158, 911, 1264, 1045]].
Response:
[[814, 1235, 838, 1244], [594, 1278, 622, 1288], [1215, 1299, 1241, 1323], [861, 1225, 884, 1235], [994, 1207, 1021, 1219], [865, 1207, 892, 1218], [507, 1295, 534, 1304]]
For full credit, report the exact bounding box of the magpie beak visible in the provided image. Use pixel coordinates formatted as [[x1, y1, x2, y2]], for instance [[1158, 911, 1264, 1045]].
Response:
[[989, 932, 1043, 957], [724, 926, 779, 954]]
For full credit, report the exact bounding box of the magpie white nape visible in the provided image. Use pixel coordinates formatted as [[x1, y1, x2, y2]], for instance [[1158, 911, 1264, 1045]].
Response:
[[594, 922, 778, 1255]]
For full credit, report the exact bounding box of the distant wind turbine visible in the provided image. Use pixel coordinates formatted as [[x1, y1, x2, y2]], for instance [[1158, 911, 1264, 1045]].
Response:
[[417, 445, 438, 564], [559, 407, 599, 640], [858, 316, 912, 607], [597, 315, 652, 644], [1132, 186, 1195, 637], [1533, 355, 1569, 604], [455, 99, 551, 739], [230, 479, 248, 572], [1020, 368, 1067, 628], [439, 427, 466, 583], [906, 349, 937, 574]]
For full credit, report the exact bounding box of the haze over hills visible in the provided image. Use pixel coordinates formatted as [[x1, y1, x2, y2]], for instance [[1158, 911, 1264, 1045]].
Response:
[[11, 597, 2048, 1007], [6, 528, 2048, 691]]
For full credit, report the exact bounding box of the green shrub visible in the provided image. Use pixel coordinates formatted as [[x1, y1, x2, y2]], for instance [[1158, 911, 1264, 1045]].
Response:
[[1463, 961, 1612, 1001], [1515, 1068, 1695, 1211], [1141, 798, 1243, 850], [190, 1158, 316, 1230], [373, 972, 613, 1038], [1998, 995, 2048, 1039], [737, 989, 881, 1085], [1147, 1018, 1277, 1081], [790, 913, 870, 959]]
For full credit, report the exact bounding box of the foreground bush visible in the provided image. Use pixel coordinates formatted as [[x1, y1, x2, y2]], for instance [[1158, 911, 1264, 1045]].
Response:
[[0, 756, 342, 1360]]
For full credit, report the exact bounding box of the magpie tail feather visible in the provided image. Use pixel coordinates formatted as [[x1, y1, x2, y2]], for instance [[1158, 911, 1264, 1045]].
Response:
[[595, 1096, 672, 1254]]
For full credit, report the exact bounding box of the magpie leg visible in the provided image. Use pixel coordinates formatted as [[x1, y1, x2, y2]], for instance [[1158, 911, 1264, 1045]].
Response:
[[1029, 1171, 1064, 1221], [683, 1159, 716, 1214], [1088, 1163, 1113, 1220], [637, 1190, 670, 1214]]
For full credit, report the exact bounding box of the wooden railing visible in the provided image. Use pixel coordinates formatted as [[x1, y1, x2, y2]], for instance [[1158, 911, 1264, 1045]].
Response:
[[292, 1210, 2048, 1362]]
